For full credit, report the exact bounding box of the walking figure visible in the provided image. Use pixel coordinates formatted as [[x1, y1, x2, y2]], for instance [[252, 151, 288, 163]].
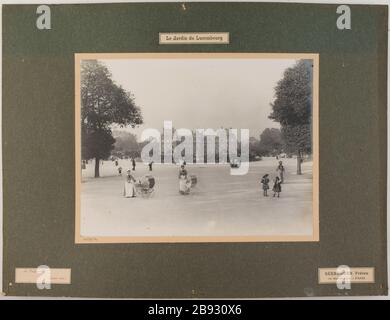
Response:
[[132, 158, 136, 171], [148, 161, 154, 171], [276, 161, 285, 183], [261, 174, 270, 197], [179, 165, 191, 195], [123, 169, 136, 198], [118, 166, 122, 176], [272, 176, 282, 198]]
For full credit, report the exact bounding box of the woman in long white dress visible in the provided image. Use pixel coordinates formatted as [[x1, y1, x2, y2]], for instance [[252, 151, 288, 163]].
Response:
[[178, 165, 191, 195], [123, 169, 137, 198]]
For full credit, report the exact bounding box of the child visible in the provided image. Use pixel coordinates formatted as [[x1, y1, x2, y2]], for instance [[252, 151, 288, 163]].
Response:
[[273, 176, 282, 198], [261, 174, 270, 197]]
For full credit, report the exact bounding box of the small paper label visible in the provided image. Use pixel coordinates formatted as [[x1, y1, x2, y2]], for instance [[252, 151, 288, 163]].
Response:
[[318, 267, 375, 284], [159, 32, 229, 44], [15, 268, 71, 284]]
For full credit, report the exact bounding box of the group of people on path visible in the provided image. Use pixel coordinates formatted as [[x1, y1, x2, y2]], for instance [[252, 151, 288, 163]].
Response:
[[261, 161, 285, 198], [116, 158, 154, 176], [119, 157, 286, 199], [123, 160, 195, 198]]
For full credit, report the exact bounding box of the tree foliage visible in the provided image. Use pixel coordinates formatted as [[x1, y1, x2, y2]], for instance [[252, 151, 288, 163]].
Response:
[[269, 60, 311, 128], [281, 124, 311, 155], [112, 131, 142, 158], [81, 60, 143, 177], [82, 127, 116, 161], [259, 128, 283, 155], [269, 60, 312, 173]]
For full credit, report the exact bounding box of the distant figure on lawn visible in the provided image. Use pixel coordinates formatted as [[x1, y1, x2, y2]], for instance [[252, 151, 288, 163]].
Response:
[[261, 174, 270, 197], [178, 165, 191, 195], [179, 158, 186, 167], [123, 169, 136, 198], [148, 161, 154, 171], [132, 158, 136, 171], [276, 161, 285, 183], [272, 176, 282, 198], [118, 166, 122, 176]]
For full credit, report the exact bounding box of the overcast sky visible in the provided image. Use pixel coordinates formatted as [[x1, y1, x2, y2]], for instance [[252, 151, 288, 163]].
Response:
[[101, 58, 297, 139]]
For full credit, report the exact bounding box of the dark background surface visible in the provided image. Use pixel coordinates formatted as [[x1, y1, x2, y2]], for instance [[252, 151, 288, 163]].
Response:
[[2, 3, 388, 297]]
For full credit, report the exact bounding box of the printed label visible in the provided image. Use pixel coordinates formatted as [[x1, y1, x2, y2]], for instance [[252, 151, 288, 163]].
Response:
[[318, 267, 375, 284], [15, 268, 71, 284], [159, 32, 229, 44]]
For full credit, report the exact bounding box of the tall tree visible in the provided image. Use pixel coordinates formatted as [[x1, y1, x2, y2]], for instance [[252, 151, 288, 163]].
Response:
[[269, 60, 312, 174], [81, 60, 143, 177], [249, 137, 263, 160], [113, 131, 141, 158], [259, 128, 283, 156]]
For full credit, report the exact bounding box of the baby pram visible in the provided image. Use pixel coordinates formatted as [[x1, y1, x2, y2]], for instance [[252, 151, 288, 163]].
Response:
[[179, 175, 197, 195], [230, 157, 241, 168], [189, 175, 197, 188], [135, 175, 155, 198]]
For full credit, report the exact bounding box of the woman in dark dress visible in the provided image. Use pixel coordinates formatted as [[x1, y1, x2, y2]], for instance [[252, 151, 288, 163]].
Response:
[[261, 174, 270, 197], [272, 176, 282, 198], [178, 165, 190, 194]]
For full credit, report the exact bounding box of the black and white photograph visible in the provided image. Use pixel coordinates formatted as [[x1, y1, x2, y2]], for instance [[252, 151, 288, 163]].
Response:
[[3, 0, 388, 300], [76, 53, 319, 243]]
